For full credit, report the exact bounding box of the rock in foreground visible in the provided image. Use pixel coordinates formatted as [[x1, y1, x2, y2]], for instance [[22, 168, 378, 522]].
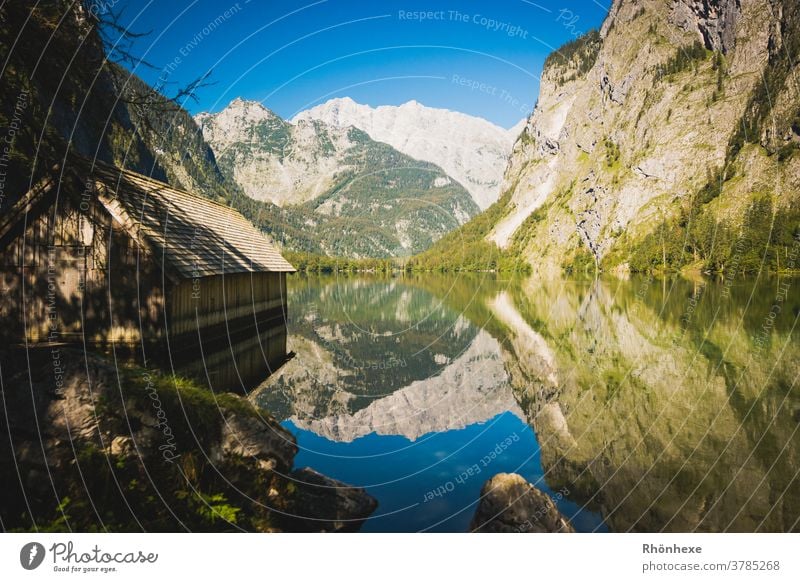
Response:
[[0, 348, 376, 532], [284, 468, 378, 532], [471, 473, 574, 533]]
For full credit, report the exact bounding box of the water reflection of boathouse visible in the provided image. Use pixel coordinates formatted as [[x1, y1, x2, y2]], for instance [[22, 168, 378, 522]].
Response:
[[0, 157, 295, 381]]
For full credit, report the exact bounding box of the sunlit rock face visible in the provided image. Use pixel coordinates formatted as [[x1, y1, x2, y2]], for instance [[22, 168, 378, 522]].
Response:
[[295, 98, 525, 211], [490, 0, 800, 275]]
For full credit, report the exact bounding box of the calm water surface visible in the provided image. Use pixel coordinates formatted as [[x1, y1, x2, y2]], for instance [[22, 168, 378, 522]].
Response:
[[207, 273, 799, 532]]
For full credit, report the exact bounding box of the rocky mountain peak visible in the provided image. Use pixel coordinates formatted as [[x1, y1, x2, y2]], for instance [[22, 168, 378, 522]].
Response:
[[196, 100, 479, 256], [294, 98, 524, 210], [219, 97, 279, 122]]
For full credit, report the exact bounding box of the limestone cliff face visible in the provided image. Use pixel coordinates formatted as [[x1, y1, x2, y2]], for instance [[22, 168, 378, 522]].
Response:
[[492, 0, 800, 274], [294, 98, 525, 210], [196, 98, 362, 207], [671, 0, 742, 53]]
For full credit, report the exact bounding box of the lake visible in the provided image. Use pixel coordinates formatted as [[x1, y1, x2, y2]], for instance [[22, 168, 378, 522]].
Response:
[[196, 273, 800, 532]]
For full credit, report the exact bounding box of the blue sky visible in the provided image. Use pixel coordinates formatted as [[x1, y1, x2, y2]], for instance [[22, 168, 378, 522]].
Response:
[[112, 0, 609, 128]]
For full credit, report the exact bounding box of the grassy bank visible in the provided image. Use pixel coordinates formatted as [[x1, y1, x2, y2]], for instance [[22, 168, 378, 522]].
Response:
[[283, 250, 399, 274], [1, 350, 298, 532]]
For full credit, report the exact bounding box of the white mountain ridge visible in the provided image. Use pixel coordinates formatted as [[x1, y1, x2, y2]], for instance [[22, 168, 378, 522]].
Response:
[[293, 97, 526, 210], [195, 98, 480, 257], [195, 98, 356, 206]]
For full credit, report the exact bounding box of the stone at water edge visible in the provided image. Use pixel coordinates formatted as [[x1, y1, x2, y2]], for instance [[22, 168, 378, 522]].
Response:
[[470, 473, 575, 533], [285, 467, 378, 532]]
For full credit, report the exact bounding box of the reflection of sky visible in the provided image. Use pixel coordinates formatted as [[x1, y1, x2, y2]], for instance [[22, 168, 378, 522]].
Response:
[[284, 411, 607, 533]]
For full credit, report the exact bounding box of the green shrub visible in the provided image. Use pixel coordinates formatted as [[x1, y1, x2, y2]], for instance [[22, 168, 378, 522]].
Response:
[[604, 138, 621, 167], [544, 30, 602, 86], [654, 41, 708, 83], [626, 195, 800, 275], [406, 191, 531, 273], [564, 245, 598, 276]]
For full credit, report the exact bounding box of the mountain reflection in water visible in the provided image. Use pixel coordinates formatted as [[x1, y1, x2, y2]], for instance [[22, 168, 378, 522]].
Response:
[[204, 273, 798, 533]]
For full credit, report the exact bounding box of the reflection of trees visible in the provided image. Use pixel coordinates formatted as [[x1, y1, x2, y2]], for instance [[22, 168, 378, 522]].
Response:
[[486, 276, 800, 532], [256, 277, 481, 419], [253, 273, 799, 531]]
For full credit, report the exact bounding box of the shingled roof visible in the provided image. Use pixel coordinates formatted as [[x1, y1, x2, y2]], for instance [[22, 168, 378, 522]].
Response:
[[85, 160, 295, 278]]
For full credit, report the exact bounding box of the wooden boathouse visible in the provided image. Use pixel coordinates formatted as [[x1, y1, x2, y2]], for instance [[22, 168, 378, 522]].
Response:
[[0, 157, 295, 373]]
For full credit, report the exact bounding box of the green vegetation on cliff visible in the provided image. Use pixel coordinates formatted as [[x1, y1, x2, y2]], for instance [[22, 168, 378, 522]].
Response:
[[653, 41, 709, 83], [620, 192, 800, 275], [405, 191, 530, 273], [545, 30, 602, 86]]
